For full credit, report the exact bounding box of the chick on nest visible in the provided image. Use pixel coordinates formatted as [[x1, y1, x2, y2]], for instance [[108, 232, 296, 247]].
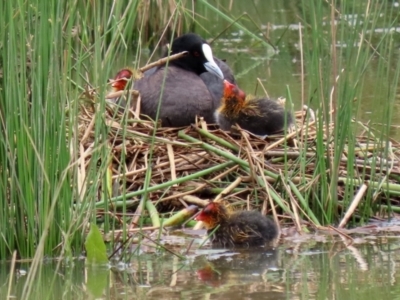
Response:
[[107, 68, 141, 107], [215, 80, 293, 137]]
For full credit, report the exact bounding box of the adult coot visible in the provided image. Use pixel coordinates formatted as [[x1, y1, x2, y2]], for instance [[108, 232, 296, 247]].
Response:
[[195, 202, 278, 247], [133, 33, 234, 127], [215, 80, 293, 136]]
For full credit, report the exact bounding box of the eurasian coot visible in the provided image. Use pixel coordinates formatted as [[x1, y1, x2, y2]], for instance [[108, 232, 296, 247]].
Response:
[[132, 33, 234, 126], [215, 80, 293, 136], [195, 202, 278, 247]]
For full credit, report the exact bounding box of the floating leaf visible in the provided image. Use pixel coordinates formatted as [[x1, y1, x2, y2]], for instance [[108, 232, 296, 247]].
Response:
[[84, 223, 109, 265]]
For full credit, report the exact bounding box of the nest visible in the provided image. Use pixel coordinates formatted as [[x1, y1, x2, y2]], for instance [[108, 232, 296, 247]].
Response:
[[76, 91, 400, 230], [75, 44, 400, 233]]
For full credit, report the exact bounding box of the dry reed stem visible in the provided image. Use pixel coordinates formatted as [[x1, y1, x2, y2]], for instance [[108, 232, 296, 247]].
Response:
[[327, 225, 354, 244], [215, 177, 243, 203], [338, 183, 368, 228], [166, 143, 177, 185], [141, 51, 189, 73], [258, 162, 281, 234], [105, 89, 139, 99], [182, 195, 209, 207], [239, 129, 258, 181]]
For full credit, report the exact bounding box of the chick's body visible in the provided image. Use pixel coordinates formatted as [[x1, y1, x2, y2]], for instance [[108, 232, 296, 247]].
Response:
[[196, 202, 278, 247], [215, 80, 293, 136]]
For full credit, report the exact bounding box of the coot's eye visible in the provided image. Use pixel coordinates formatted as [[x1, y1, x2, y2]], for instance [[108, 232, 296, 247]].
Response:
[[193, 51, 200, 57]]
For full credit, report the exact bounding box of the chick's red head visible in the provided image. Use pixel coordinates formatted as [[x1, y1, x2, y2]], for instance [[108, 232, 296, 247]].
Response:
[[195, 202, 228, 229], [223, 80, 246, 101], [111, 68, 134, 91]]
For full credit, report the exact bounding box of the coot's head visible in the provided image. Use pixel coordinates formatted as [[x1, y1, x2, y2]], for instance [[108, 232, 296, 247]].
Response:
[[195, 202, 229, 230], [168, 33, 224, 79], [110, 68, 134, 91]]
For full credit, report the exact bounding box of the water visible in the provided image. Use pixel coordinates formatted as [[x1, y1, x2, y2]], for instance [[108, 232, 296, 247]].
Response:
[[3, 234, 400, 299]]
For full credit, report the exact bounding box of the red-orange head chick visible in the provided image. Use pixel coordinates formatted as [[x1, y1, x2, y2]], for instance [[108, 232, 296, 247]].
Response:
[[223, 80, 246, 102], [217, 80, 247, 117], [110, 68, 134, 91], [195, 202, 229, 230]]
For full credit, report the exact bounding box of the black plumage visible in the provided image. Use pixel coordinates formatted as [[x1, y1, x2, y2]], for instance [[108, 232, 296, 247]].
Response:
[[132, 33, 234, 126]]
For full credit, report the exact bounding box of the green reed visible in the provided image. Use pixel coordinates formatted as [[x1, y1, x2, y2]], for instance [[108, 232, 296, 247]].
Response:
[[0, 0, 142, 261], [298, 0, 400, 224], [0, 0, 233, 262]]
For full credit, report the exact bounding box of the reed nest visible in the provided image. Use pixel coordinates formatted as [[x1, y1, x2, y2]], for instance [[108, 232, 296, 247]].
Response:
[[77, 88, 400, 230]]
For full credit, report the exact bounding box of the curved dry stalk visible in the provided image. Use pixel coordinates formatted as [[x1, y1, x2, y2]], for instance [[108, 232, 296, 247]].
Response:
[[139, 51, 188, 73]]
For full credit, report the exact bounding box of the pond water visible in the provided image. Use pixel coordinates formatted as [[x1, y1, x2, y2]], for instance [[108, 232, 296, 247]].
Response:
[[3, 232, 400, 299]]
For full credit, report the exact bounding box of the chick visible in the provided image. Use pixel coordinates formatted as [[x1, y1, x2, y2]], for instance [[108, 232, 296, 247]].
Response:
[[215, 80, 293, 136], [196, 202, 278, 247]]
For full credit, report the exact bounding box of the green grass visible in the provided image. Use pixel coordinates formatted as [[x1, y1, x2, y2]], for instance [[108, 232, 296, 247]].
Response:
[[297, 0, 400, 224], [0, 0, 233, 262], [0, 0, 141, 260]]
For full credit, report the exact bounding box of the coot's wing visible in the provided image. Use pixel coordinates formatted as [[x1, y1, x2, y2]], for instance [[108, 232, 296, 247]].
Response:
[[134, 66, 215, 127]]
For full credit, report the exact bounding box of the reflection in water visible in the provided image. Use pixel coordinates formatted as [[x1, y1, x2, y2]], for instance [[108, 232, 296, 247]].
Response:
[[2, 238, 400, 299], [195, 248, 279, 289]]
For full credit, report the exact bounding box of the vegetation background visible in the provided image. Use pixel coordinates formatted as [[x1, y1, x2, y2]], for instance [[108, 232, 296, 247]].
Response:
[[1, 0, 399, 262]]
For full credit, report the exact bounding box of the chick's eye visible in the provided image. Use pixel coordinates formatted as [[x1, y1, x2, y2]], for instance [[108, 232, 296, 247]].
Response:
[[193, 51, 200, 57]]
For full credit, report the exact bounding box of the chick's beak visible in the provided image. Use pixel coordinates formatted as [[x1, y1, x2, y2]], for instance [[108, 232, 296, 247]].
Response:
[[202, 44, 224, 79], [195, 212, 204, 221], [111, 78, 128, 91], [110, 79, 123, 90]]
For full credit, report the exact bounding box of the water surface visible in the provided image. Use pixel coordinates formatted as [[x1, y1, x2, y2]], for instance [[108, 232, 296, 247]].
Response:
[[3, 234, 400, 299]]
